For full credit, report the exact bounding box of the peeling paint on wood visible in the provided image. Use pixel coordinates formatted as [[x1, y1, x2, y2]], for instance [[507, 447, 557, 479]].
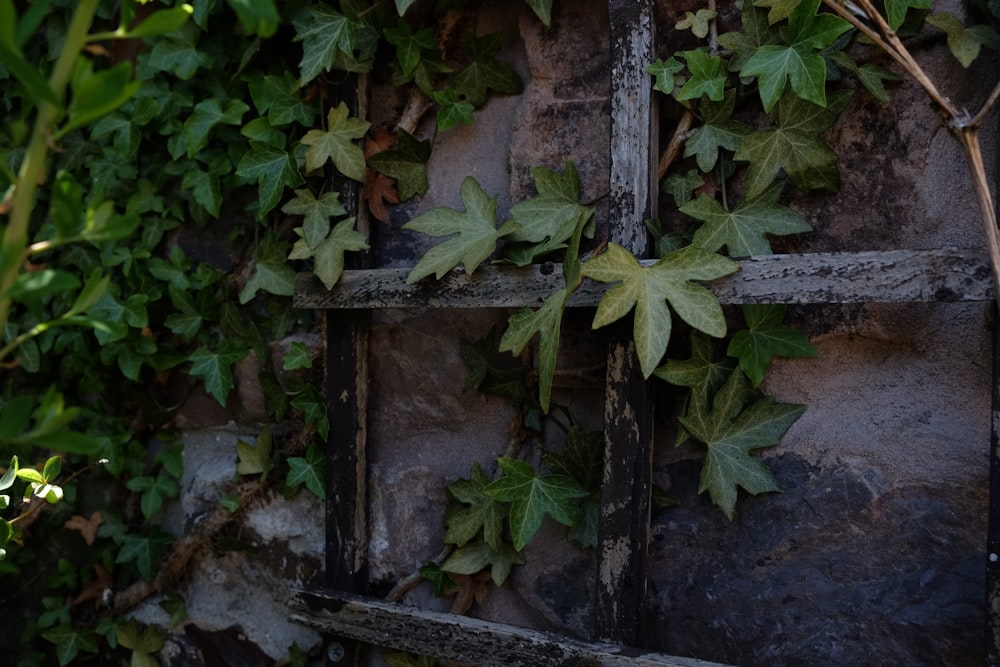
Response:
[[291, 590, 735, 667]]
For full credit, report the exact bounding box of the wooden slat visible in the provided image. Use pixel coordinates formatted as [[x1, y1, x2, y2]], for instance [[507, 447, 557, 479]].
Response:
[[599, 0, 656, 646], [988, 303, 1000, 663], [294, 248, 994, 309], [291, 590, 733, 667]]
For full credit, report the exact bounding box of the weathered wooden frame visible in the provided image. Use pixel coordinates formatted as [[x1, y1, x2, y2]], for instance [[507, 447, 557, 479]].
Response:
[[292, 2, 1000, 664]]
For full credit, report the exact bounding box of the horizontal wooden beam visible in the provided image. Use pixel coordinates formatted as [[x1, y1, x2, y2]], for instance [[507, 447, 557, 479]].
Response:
[[290, 590, 732, 667], [294, 248, 992, 309]]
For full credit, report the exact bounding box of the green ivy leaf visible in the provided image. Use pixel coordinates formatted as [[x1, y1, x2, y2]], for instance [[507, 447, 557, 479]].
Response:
[[235, 141, 305, 218], [384, 22, 438, 78], [240, 233, 296, 304], [680, 369, 805, 519], [445, 462, 506, 550], [144, 23, 210, 79], [752, 0, 803, 24], [291, 385, 330, 440], [927, 12, 996, 67], [116, 530, 171, 580], [647, 57, 685, 94], [499, 287, 569, 413], [236, 428, 274, 476], [885, 0, 933, 31], [503, 161, 591, 266], [441, 539, 524, 586], [90, 112, 141, 159], [524, 0, 553, 26], [828, 51, 899, 103], [116, 618, 166, 655], [288, 217, 369, 290], [283, 342, 313, 370], [654, 331, 735, 408], [187, 341, 249, 405], [581, 244, 738, 378], [0, 40, 59, 105], [718, 5, 782, 72], [247, 72, 316, 126], [662, 169, 704, 208], [739, 0, 851, 111], [41, 624, 98, 666], [684, 89, 751, 172], [293, 5, 374, 84], [300, 102, 370, 182], [677, 48, 726, 102], [286, 443, 325, 499], [483, 458, 587, 552], [182, 98, 249, 157], [403, 176, 519, 283], [452, 33, 523, 107], [225, 0, 279, 37], [367, 130, 431, 200], [433, 87, 475, 131], [727, 304, 818, 386], [735, 89, 852, 198], [683, 183, 811, 256], [677, 9, 718, 38], [126, 472, 179, 518], [419, 560, 455, 595], [282, 189, 347, 249]]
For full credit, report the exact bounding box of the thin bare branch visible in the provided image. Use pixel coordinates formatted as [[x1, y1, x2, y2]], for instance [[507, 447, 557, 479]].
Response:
[[657, 110, 694, 180], [969, 79, 1000, 130]]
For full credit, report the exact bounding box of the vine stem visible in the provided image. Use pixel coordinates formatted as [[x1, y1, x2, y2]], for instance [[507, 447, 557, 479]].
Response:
[[0, 0, 99, 360], [822, 0, 1000, 307]]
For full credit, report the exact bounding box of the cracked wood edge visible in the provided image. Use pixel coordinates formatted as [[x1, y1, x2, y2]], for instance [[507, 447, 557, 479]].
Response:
[[290, 590, 734, 667], [294, 248, 994, 309]]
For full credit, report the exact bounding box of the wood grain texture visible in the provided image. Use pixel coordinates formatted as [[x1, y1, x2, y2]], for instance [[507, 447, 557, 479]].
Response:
[[295, 249, 993, 309], [291, 590, 735, 667]]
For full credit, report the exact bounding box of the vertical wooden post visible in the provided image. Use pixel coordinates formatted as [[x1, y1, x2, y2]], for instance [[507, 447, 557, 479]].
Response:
[[324, 76, 371, 667], [596, 0, 657, 646], [987, 304, 1000, 664]]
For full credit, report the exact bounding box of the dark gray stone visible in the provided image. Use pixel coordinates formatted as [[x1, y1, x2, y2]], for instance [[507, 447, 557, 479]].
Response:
[[644, 455, 986, 666]]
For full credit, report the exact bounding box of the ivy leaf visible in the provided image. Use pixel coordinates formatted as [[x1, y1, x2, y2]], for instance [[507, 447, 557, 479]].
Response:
[[286, 443, 326, 499], [739, 0, 852, 111], [654, 331, 735, 408], [684, 89, 751, 172], [683, 182, 811, 256], [441, 540, 525, 587], [300, 102, 370, 182], [247, 72, 316, 126], [144, 23, 210, 80], [828, 51, 899, 103], [235, 141, 305, 218], [483, 458, 587, 552], [367, 130, 431, 200], [434, 87, 475, 131], [182, 98, 249, 157], [677, 9, 718, 38], [735, 89, 852, 197], [927, 12, 997, 67], [718, 5, 782, 72], [727, 304, 818, 386], [647, 57, 684, 94], [41, 624, 98, 666], [680, 369, 806, 519], [384, 22, 438, 78], [581, 244, 738, 378], [239, 232, 296, 303], [524, 0, 553, 26], [503, 160, 590, 265], [293, 5, 373, 84], [445, 462, 506, 550], [885, 0, 933, 31], [116, 530, 171, 580], [288, 217, 369, 290], [752, 0, 803, 24], [662, 169, 704, 208], [419, 560, 455, 596], [395, 0, 419, 15], [499, 286, 569, 413], [677, 49, 726, 102], [236, 428, 274, 476], [225, 0, 279, 37], [281, 189, 347, 250], [187, 341, 249, 405], [126, 472, 179, 519], [403, 176, 519, 283], [452, 33, 523, 107]]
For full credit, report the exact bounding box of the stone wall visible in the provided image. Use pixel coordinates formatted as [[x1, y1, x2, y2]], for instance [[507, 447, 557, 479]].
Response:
[[152, 2, 995, 665]]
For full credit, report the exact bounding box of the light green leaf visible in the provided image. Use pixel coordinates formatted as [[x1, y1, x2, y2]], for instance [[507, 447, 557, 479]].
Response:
[[236, 428, 274, 476], [677, 48, 726, 102], [235, 141, 305, 218], [677, 9, 718, 38], [927, 12, 995, 67], [300, 102, 369, 182], [62, 62, 142, 137], [680, 369, 805, 519], [395, 0, 418, 15], [684, 183, 811, 256], [647, 57, 685, 94], [503, 160, 589, 266], [288, 217, 369, 290], [581, 244, 738, 377], [752, 0, 802, 24], [735, 89, 852, 197], [403, 176, 519, 283], [118, 6, 192, 38], [727, 304, 818, 386], [739, 0, 851, 111], [483, 458, 587, 552], [885, 0, 932, 31], [441, 539, 525, 586], [281, 189, 347, 249], [286, 443, 325, 499]]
